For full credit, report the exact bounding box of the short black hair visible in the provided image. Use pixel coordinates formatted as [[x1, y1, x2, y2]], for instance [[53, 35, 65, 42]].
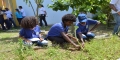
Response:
[[19, 6, 22, 8], [62, 14, 76, 23], [20, 16, 38, 29], [5, 8, 9, 11], [15, 8, 20, 13]]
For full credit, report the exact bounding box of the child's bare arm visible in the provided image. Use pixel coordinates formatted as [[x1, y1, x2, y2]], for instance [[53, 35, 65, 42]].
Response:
[[78, 33, 85, 47], [89, 21, 100, 31], [66, 34, 78, 42], [61, 32, 80, 48]]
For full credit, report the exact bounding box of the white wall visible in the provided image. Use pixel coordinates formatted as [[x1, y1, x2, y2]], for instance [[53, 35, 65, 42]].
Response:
[[16, 0, 72, 25]]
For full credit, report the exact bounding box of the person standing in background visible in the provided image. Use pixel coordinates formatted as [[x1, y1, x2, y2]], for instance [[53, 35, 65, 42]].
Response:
[[0, 7, 6, 30], [15, 9, 23, 25], [110, 0, 120, 36], [19, 6, 26, 18], [38, 4, 48, 27], [3, 9, 12, 30], [5, 8, 16, 27]]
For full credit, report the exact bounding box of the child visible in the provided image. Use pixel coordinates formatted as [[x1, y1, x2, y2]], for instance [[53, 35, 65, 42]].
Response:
[[47, 14, 80, 48], [0, 7, 6, 30], [5, 8, 16, 27], [18, 6, 26, 18], [76, 13, 100, 46], [15, 9, 23, 25], [3, 10, 12, 30], [19, 16, 48, 46]]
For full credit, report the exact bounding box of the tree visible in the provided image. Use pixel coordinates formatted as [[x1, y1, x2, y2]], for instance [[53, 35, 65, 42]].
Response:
[[48, 0, 112, 36], [23, 0, 44, 18], [48, 0, 111, 24]]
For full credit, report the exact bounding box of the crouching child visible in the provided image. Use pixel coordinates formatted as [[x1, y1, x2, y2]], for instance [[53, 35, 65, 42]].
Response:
[[47, 14, 80, 49], [76, 13, 100, 46]]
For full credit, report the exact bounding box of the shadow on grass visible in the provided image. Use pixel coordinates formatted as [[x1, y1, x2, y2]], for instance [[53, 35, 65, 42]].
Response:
[[40, 25, 51, 31], [0, 37, 19, 44]]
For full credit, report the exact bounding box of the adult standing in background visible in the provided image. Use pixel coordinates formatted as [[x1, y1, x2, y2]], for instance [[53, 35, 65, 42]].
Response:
[[19, 6, 26, 18], [38, 4, 48, 27], [110, 0, 120, 36]]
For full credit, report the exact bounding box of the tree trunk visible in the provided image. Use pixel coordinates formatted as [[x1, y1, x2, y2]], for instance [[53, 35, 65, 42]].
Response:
[[29, 1, 36, 16], [36, 4, 39, 18]]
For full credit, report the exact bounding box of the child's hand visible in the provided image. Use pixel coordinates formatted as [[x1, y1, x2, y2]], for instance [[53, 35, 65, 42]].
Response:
[[40, 38, 44, 42], [82, 42, 85, 48], [75, 45, 80, 48], [40, 39, 43, 42], [66, 34, 77, 40], [25, 40, 31, 43], [72, 37, 78, 41], [118, 11, 120, 15]]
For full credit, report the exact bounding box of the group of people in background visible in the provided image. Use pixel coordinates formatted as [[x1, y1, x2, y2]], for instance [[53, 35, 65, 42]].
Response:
[[0, 4, 48, 30], [0, 7, 14, 30], [0, 6, 26, 30]]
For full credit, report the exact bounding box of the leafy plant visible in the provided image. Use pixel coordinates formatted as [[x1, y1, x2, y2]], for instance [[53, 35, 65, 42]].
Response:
[[15, 39, 34, 60], [48, 0, 112, 24], [48, 0, 112, 35]]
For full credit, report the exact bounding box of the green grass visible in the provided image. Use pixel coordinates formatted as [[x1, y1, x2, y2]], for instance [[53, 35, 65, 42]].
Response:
[[0, 27, 120, 60]]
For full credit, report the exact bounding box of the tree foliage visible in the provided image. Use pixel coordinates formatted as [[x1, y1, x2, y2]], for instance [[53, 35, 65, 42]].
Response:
[[48, 0, 112, 24]]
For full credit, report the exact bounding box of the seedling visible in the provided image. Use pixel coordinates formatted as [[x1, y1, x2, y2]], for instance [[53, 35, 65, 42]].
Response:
[[74, 26, 84, 50]]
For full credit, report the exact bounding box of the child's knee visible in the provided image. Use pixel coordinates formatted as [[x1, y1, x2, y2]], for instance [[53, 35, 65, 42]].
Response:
[[87, 33, 95, 38]]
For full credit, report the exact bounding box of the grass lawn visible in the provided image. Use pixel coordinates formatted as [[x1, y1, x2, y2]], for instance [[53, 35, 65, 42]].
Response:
[[0, 26, 120, 60]]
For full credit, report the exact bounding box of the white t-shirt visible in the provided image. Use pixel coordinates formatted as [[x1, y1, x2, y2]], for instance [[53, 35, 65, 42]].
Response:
[[20, 9, 26, 17], [38, 7, 46, 14], [5, 10, 12, 18], [110, 0, 120, 13]]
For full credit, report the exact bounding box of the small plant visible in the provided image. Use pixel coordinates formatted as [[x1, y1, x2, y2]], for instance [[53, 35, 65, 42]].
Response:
[[15, 39, 34, 60], [74, 26, 84, 50]]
